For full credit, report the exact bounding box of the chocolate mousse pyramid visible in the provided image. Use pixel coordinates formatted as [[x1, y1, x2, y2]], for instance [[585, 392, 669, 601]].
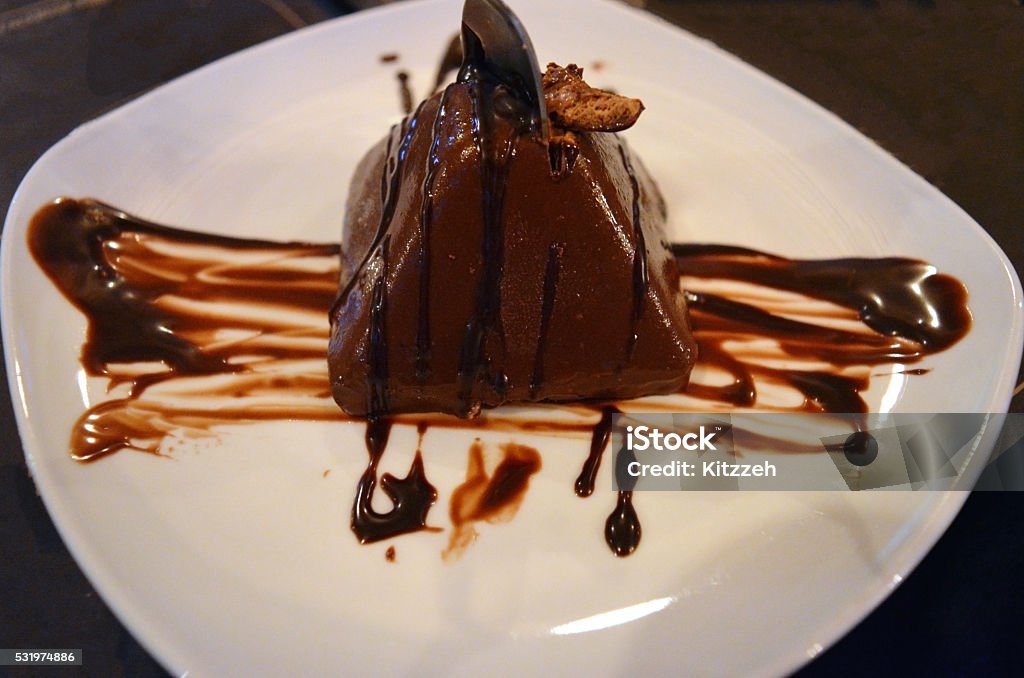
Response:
[[329, 62, 696, 418]]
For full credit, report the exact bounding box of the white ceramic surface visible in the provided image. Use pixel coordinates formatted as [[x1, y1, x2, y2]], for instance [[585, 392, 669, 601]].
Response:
[[3, 0, 1022, 675]]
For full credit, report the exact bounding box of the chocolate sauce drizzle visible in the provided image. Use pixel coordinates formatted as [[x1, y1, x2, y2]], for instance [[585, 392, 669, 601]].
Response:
[[352, 416, 438, 543], [574, 405, 643, 556], [453, 71, 522, 415], [27, 199, 339, 397], [334, 102, 424, 312], [617, 139, 650, 359], [27, 198, 971, 557], [529, 242, 565, 398], [575, 406, 617, 498], [547, 137, 580, 179], [415, 86, 456, 381], [367, 237, 391, 415], [675, 244, 971, 352]]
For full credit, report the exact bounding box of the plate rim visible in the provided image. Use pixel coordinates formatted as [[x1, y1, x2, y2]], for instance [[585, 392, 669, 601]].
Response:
[[3, 0, 1023, 675]]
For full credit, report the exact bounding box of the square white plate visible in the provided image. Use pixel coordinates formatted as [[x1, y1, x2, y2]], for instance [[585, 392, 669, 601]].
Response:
[[3, 0, 1022, 675]]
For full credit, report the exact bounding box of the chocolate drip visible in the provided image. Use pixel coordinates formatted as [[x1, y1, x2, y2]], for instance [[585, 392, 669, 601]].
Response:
[[530, 242, 565, 397], [454, 72, 524, 415], [337, 101, 425, 420], [352, 417, 438, 543], [618, 140, 649, 358], [577, 406, 644, 557], [605, 491, 641, 557], [680, 337, 757, 407], [367, 237, 391, 415], [365, 109, 418, 415], [575, 405, 618, 497], [416, 87, 455, 381], [547, 136, 579, 178], [334, 102, 425, 314]]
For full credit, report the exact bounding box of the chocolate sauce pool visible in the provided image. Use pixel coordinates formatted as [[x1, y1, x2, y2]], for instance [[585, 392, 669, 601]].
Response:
[[27, 198, 971, 556], [445, 440, 542, 559]]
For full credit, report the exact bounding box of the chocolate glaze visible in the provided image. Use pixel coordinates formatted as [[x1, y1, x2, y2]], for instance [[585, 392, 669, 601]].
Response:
[[330, 69, 694, 418], [453, 72, 521, 415], [27, 198, 972, 555]]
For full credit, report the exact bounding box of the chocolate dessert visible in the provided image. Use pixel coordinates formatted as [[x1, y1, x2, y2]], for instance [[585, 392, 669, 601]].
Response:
[[22, 1, 972, 559], [329, 61, 697, 418]]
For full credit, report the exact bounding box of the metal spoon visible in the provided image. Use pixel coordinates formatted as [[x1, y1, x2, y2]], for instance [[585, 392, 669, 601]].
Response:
[[460, 0, 550, 141]]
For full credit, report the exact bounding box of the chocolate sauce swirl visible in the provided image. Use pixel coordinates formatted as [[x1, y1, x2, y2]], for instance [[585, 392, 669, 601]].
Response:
[[27, 199, 339, 396], [27, 198, 972, 557], [674, 244, 971, 352]]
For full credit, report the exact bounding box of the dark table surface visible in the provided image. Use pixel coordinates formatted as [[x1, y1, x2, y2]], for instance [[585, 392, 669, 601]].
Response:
[[2, 0, 1022, 675]]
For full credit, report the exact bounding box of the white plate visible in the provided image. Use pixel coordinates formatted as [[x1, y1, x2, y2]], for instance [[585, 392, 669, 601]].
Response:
[[3, 0, 1022, 675]]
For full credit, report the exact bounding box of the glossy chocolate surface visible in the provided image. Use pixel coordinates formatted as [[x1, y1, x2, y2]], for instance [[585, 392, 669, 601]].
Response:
[[329, 75, 695, 418]]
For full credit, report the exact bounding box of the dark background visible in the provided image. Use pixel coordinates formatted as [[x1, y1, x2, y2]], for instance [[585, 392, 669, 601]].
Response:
[[1, 0, 1022, 675]]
